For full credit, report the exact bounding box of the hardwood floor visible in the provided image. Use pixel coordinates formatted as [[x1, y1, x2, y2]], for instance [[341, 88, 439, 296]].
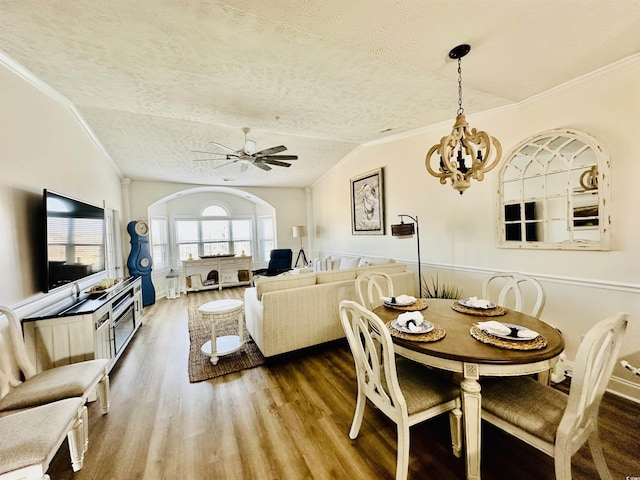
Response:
[[48, 287, 640, 479]]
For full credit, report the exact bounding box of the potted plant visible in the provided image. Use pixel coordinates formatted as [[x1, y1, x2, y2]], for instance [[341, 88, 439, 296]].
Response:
[[422, 274, 463, 299]]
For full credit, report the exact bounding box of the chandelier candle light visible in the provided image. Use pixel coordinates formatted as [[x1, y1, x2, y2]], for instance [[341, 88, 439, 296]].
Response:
[[425, 44, 502, 194]]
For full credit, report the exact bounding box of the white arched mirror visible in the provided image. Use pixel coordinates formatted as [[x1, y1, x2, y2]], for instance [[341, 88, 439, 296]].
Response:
[[499, 129, 610, 250]]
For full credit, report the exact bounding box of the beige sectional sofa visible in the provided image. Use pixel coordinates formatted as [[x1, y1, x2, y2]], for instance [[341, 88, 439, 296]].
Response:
[[244, 260, 417, 357]]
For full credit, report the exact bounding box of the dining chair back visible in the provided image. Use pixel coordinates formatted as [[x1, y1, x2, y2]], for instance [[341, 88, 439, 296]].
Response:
[[339, 300, 462, 480], [0, 305, 110, 420], [482, 272, 546, 318], [355, 271, 394, 311], [481, 312, 628, 480]]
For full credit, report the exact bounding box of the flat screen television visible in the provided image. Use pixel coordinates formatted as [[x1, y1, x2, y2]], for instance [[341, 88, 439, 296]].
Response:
[[43, 189, 106, 292]]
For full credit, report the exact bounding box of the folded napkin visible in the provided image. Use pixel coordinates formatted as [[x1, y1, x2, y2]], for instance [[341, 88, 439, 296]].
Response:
[[512, 327, 539, 340], [381, 294, 417, 305], [465, 296, 493, 309], [477, 321, 511, 336], [397, 311, 424, 332], [477, 321, 539, 340]]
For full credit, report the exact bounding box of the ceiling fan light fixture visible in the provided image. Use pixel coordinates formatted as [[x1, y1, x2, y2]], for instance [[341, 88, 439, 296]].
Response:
[[243, 139, 256, 155], [425, 44, 502, 194]]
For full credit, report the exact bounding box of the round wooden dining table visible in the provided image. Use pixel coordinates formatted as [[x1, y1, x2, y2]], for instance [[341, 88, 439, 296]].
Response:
[[373, 299, 564, 480]]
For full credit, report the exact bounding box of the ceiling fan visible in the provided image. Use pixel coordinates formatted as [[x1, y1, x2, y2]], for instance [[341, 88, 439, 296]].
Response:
[[192, 127, 298, 172]]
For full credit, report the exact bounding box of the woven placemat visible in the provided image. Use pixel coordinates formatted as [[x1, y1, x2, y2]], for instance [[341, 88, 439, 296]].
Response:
[[386, 321, 446, 342], [451, 301, 507, 317], [469, 325, 547, 350], [385, 298, 429, 311]]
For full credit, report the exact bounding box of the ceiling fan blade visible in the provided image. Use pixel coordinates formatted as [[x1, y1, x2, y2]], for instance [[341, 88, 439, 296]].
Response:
[[253, 145, 287, 156], [253, 161, 272, 171], [209, 141, 238, 153], [240, 162, 249, 172], [212, 160, 239, 169], [259, 154, 298, 161], [194, 153, 240, 162], [191, 150, 229, 156], [260, 159, 292, 168]]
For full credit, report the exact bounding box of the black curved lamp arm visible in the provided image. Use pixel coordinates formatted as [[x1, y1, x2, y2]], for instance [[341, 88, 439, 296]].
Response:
[[397, 214, 422, 298]]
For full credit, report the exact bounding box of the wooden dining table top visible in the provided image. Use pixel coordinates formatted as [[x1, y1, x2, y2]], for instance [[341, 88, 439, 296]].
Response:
[[373, 298, 564, 366]]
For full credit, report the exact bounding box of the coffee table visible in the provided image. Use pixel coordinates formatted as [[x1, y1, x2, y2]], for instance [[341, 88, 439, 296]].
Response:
[[198, 299, 245, 365]]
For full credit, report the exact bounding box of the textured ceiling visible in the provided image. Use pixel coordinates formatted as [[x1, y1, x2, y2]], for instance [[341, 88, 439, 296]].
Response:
[[1, 1, 640, 188]]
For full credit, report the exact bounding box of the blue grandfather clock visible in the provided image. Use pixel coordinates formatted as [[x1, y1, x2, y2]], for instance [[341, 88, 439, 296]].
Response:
[[127, 219, 155, 306]]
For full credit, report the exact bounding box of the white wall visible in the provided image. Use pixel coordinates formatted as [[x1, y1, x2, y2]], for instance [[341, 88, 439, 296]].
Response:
[[0, 54, 123, 308], [311, 56, 640, 399]]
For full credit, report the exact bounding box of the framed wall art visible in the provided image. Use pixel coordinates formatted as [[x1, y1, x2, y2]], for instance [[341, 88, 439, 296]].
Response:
[[350, 167, 385, 235]]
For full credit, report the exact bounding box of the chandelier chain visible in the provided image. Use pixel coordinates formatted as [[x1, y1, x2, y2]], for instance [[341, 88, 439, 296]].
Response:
[[457, 57, 464, 115]]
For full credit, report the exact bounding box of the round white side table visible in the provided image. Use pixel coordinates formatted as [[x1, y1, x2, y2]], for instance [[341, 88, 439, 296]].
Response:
[[198, 298, 245, 365]]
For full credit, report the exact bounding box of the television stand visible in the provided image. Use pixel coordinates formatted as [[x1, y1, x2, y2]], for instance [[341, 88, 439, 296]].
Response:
[[22, 276, 143, 373]]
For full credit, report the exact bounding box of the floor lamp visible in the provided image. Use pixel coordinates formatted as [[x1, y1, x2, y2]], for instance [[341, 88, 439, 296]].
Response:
[[391, 214, 422, 298], [292, 225, 308, 267]]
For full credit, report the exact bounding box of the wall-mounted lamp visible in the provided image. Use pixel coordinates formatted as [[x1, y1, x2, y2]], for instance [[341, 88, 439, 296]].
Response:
[[391, 214, 422, 298], [425, 44, 502, 194], [292, 225, 308, 267]]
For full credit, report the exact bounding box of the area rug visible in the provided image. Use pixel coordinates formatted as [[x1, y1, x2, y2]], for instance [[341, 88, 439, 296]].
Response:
[[187, 306, 265, 383]]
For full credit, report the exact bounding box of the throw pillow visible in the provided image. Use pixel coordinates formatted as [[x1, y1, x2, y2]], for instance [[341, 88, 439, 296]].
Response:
[[338, 256, 361, 270]]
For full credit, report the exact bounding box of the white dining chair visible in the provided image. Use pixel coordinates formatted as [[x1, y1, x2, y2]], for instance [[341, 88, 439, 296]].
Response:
[[0, 305, 110, 427], [0, 397, 87, 479], [480, 312, 628, 480], [339, 300, 462, 480], [482, 272, 546, 318], [355, 271, 394, 311]]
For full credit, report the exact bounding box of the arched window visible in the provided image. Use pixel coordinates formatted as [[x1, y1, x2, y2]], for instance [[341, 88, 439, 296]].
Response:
[[201, 205, 229, 217], [175, 203, 253, 260], [499, 129, 610, 250]]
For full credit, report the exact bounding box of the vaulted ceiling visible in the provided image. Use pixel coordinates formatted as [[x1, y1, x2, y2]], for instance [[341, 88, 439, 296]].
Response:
[[2, 1, 639, 188]]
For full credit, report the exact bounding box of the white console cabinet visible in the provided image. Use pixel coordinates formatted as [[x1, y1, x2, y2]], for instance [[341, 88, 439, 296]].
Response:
[[182, 256, 252, 292], [23, 276, 143, 373]]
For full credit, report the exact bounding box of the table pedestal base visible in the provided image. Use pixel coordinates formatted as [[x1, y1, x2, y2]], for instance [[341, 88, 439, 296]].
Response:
[[461, 371, 482, 480]]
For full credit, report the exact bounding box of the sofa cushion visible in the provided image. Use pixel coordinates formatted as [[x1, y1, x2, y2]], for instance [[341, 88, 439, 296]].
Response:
[[315, 269, 357, 284], [255, 272, 316, 299], [357, 257, 395, 267], [356, 262, 407, 275]]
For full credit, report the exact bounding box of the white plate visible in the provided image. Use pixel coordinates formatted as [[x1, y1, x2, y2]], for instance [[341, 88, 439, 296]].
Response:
[[482, 323, 538, 341], [382, 296, 416, 307], [459, 298, 496, 309], [391, 320, 434, 335]]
